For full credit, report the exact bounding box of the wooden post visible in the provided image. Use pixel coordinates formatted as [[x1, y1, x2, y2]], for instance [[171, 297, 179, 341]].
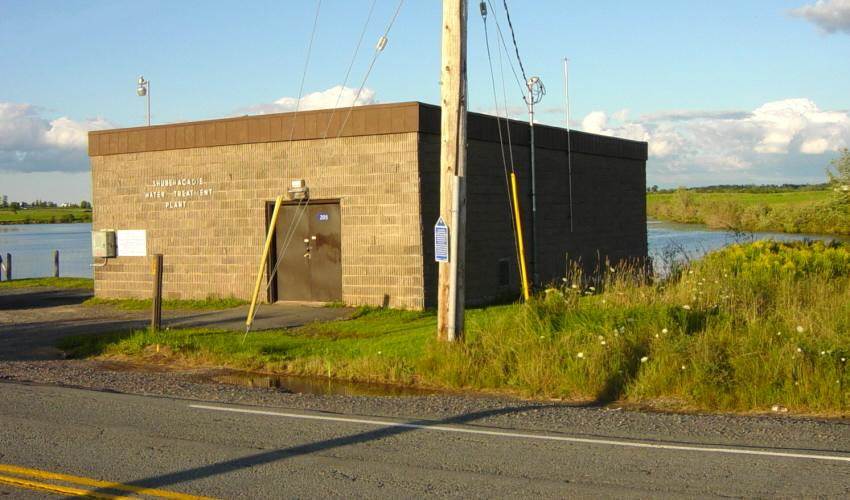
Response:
[[151, 254, 163, 331], [437, 0, 467, 342], [53, 250, 60, 278], [4, 253, 10, 281]]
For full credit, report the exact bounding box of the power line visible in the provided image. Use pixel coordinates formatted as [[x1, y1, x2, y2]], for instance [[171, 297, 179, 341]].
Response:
[[485, 0, 526, 105], [247, 1, 322, 336], [322, 0, 378, 139], [480, 1, 522, 289], [500, 0, 528, 86], [288, 0, 323, 142], [259, 0, 405, 326], [336, 0, 405, 138]]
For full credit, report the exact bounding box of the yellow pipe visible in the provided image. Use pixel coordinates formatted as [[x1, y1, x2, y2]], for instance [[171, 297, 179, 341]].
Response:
[[510, 172, 531, 301], [246, 195, 284, 331]]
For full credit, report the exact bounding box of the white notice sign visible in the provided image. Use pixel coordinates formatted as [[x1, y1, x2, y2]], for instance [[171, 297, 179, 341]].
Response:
[[116, 230, 147, 257]]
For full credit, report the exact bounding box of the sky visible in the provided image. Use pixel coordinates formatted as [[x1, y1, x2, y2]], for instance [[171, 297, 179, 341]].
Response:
[[1, 0, 849, 202]]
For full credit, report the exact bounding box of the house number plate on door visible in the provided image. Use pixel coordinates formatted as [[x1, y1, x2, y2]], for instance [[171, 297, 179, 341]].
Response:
[[317, 213, 329, 221]]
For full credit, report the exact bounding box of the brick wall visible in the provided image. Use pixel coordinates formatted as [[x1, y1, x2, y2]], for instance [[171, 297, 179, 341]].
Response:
[[90, 102, 647, 311], [91, 133, 426, 309], [418, 129, 648, 307]]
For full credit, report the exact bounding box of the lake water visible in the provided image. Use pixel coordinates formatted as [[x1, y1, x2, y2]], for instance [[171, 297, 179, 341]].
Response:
[[0, 221, 847, 280], [0, 223, 93, 279]]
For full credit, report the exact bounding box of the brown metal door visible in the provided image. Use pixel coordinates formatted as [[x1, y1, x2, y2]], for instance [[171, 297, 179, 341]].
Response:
[[276, 204, 311, 301], [307, 203, 342, 301], [274, 201, 342, 302]]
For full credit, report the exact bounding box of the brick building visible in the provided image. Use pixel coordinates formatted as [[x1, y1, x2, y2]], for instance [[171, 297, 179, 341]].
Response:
[[88, 102, 647, 309]]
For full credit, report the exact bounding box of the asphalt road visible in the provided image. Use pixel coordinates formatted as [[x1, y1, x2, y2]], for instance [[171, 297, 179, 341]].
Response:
[[2, 381, 850, 498]]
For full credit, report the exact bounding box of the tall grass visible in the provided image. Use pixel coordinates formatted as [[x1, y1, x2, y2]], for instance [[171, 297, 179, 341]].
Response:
[[435, 240, 850, 411], [61, 241, 850, 413]]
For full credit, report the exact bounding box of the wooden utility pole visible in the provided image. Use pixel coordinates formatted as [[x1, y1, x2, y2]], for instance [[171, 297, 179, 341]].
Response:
[[437, 0, 468, 342]]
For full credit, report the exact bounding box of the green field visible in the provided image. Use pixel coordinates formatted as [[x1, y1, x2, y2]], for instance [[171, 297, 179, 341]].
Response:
[[647, 189, 850, 235], [61, 240, 850, 414], [0, 207, 92, 225]]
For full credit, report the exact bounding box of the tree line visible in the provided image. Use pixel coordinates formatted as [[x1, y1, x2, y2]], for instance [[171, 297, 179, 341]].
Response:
[[0, 198, 92, 210]]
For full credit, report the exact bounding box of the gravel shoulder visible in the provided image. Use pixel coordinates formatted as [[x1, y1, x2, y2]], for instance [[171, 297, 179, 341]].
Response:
[[2, 358, 849, 457]]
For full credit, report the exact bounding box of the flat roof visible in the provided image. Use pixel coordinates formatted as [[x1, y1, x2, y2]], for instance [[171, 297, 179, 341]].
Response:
[[88, 101, 647, 160]]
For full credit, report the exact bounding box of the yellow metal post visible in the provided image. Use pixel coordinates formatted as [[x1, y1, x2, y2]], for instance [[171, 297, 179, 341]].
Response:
[[246, 195, 284, 332], [510, 172, 531, 301]]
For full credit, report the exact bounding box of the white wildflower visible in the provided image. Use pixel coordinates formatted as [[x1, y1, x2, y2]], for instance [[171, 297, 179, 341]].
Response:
[[640, 356, 649, 363], [662, 328, 668, 334], [577, 352, 585, 359], [589, 286, 596, 291], [682, 305, 691, 310], [796, 325, 805, 333], [797, 347, 803, 353], [600, 340, 607, 346], [681, 365, 686, 370], [655, 334, 660, 339]]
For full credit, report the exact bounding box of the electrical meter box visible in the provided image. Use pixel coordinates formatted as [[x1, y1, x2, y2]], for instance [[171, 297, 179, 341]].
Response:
[[92, 230, 117, 258]]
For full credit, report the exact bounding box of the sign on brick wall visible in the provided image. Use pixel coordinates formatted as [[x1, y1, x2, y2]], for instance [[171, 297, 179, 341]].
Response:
[[143, 177, 213, 209]]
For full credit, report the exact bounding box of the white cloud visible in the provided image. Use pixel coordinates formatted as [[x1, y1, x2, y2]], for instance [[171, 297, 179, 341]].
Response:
[[0, 102, 114, 173], [237, 85, 377, 116], [580, 98, 850, 185], [791, 0, 850, 34]]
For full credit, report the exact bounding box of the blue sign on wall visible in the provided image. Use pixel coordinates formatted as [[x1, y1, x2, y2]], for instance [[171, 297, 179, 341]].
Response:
[[317, 212, 329, 221], [434, 217, 449, 263]]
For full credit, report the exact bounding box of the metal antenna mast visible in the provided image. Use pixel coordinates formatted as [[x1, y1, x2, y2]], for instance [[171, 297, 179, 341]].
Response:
[[526, 75, 545, 285]]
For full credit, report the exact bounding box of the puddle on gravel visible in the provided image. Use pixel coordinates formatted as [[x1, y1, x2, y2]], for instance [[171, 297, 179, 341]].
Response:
[[210, 371, 440, 398], [93, 359, 442, 397]]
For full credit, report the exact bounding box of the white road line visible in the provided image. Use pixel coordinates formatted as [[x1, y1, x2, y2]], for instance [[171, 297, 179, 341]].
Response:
[[189, 403, 850, 463]]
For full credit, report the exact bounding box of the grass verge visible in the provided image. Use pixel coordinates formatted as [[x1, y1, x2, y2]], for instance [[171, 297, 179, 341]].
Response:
[[0, 277, 93, 289], [84, 295, 248, 311], [61, 241, 850, 414]]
